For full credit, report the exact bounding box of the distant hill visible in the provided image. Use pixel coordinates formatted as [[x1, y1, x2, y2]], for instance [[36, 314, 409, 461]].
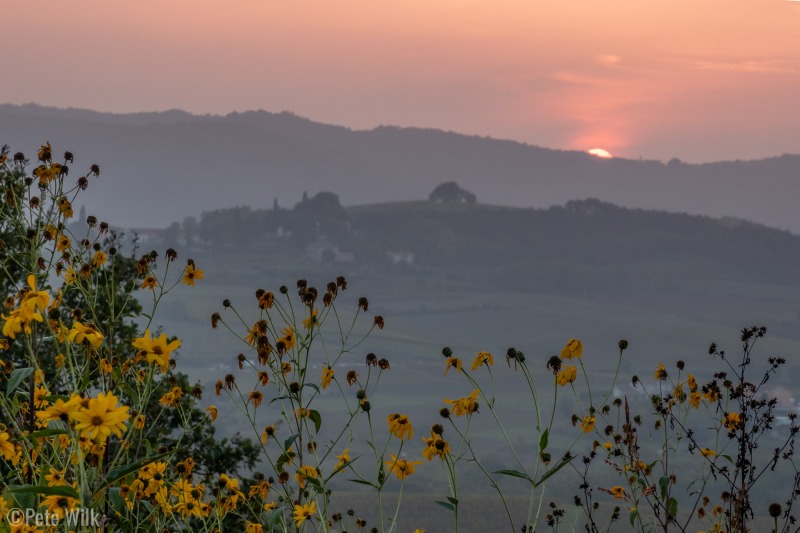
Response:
[[2, 103, 800, 232]]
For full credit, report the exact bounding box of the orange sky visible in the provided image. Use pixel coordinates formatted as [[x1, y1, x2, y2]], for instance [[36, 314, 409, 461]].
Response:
[[3, 0, 799, 161]]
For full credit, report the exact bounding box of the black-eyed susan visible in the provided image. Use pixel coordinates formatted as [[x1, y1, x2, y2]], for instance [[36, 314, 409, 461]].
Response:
[[471, 351, 494, 370], [0, 432, 15, 460], [561, 338, 583, 360], [71, 392, 130, 442], [39, 493, 80, 520], [385, 454, 423, 480], [387, 413, 413, 440], [609, 486, 626, 500], [293, 500, 317, 526], [321, 366, 334, 390], [443, 390, 480, 417], [182, 263, 204, 286], [444, 357, 462, 376], [580, 415, 596, 433], [68, 321, 104, 350], [556, 365, 577, 386], [335, 448, 350, 469], [294, 465, 318, 489], [206, 406, 218, 421], [132, 329, 181, 373]]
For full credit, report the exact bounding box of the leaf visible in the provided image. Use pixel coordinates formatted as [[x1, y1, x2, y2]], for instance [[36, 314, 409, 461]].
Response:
[[539, 429, 549, 453], [494, 469, 533, 483], [435, 500, 456, 512], [6, 367, 34, 395], [447, 496, 459, 506], [629, 509, 639, 527], [304, 383, 320, 393], [29, 428, 69, 439], [667, 498, 678, 520], [11, 484, 80, 500], [348, 479, 377, 488], [659, 476, 670, 500], [534, 454, 576, 488], [308, 409, 322, 434], [284, 433, 301, 452], [99, 451, 171, 494]]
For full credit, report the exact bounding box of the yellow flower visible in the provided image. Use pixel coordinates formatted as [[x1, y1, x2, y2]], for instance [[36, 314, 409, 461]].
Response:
[[141, 275, 157, 290], [1, 307, 43, 339], [303, 308, 318, 329], [33, 385, 50, 409], [471, 351, 494, 370], [92, 250, 108, 267], [689, 391, 702, 409], [603, 441, 613, 450], [293, 500, 317, 526], [654, 363, 667, 381], [723, 412, 742, 431], [55, 353, 65, 368], [40, 493, 80, 520], [387, 413, 414, 440], [700, 448, 716, 458], [71, 392, 130, 442], [134, 414, 146, 430], [261, 425, 277, 443], [99, 358, 112, 374], [159, 391, 179, 407], [68, 321, 104, 350], [295, 465, 319, 489], [561, 338, 583, 359], [182, 263, 204, 286], [444, 389, 480, 417], [580, 415, 596, 433], [264, 502, 277, 511], [556, 365, 577, 386], [0, 432, 15, 460], [206, 405, 218, 421], [385, 454, 423, 480], [56, 234, 71, 252], [321, 366, 334, 390], [687, 374, 698, 392], [36, 398, 79, 424], [132, 329, 181, 372], [246, 523, 263, 533], [444, 357, 462, 375], [609, 486, 626, 500], [45, 469, 67, 486], [280, 325, 296, 351], [64, 266, 77, 285], [421, 432, 451, 461], [21, 274, 50, 313], [335, 448, 350, 469]]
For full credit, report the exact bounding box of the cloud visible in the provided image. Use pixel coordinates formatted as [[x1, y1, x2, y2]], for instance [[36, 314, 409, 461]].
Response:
[[596, 54, 621, 66], [688, 59, 795, 74]]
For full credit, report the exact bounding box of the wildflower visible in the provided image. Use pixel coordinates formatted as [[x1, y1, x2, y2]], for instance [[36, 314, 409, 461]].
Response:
[[444, 357, 462, 375], [71, 392, 130, 442], [64, 267, 77, 285], [609, 486, 626, 500], [282, 362, 293, 376], [295, 465, 319, 489], [92, 250, 107, 267], [388, 413, 414, 440], [385, 454, 423, 480], [159, 391, 179, 407], [21, 274, 50, 313], [471, 351, 494, 370], [421, 432, 451, 460], [700, 448, 716, 458], [346, 370, 358, 386], [246, 523, 263, 533], [248, 391, 264, 409], [68, 321, 104, 350], [262, 425, 277, 443], [258, 291, 274, 309], [689, 391, 702, 409], [321, 366, 334, 389], [723, 412, 742, 431], [654, 363, 667, 381], [33, 385, 50, 409], [258, 371, 269, 385], [556, 365, 577, 386], [141, 276, 157, 290], [45, 469, 67, 486], [205, 406, 218, 421], [580, 415, 596, 433], [293, 500, 317, 526], [561, 338, 583, 359], [132, 329, 181, 372], [36, 399, 79, 423], [182, 263, 204, 286], [279, 325, 296, 351], [40, 493, 80, 520], [134, 414, 146, 430], [378, 358, 390, 370], [687, 374, 698, 392], [99, 358, 112, 374], [303, 309, 318, 329], [335, 448, 350, 469], [0, 432, 15, 460], [444, 390, 480, 417]]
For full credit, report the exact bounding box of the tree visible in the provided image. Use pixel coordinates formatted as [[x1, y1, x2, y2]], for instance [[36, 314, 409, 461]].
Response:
[[428, 181, 477, 204]]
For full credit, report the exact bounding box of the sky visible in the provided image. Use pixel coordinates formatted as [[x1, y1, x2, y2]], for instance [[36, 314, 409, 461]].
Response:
[[3, 0, 800, 162]]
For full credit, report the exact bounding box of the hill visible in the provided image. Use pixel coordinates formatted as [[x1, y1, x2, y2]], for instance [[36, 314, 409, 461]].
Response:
[[2, 103, 800, 232]]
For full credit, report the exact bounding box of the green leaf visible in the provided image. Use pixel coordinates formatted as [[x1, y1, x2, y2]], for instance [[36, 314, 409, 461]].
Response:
[[494, 469, 533, 483], [29, 428, 69, 439], [667, 498, 678, 520], [447, 496, 459, 506], [11, 484, 80, 500], [659, 476, 670, 500], [435, 500, 456, 512], [629, 509, 639, 527], [6, 367, 34, 395], [99, 451, 171, 494], [539, 429, 549, 453], [284, 433, 301, 452], [304, 383, 320, 393], [308, 409, 322, 434], [534, 454, 576, 488], [348, 479, 377, 488]]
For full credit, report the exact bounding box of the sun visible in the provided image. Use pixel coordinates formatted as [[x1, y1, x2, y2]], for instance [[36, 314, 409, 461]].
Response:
[[587, 148, 613, 158]]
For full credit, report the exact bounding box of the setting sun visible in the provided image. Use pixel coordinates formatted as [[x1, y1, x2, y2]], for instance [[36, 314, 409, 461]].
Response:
[[587, 148, 613, 158]]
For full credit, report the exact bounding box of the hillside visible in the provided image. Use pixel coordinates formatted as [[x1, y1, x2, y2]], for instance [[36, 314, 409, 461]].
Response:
[[2, 103, 800, 232]]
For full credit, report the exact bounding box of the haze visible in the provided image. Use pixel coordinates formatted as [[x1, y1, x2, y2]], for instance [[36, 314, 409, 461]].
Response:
[[3, 0, 800, 162]]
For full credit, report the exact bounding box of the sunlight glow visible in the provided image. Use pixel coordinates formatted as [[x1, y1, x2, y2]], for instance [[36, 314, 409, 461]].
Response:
[[587, 148, 613, 159]]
